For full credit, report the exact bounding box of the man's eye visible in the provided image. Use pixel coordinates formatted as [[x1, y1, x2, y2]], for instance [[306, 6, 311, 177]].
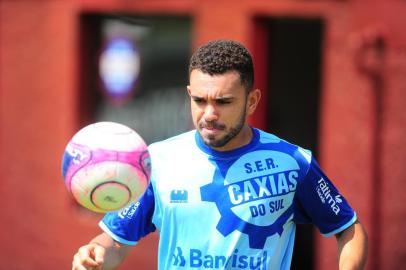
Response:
[[193, 98, 205, 104], [216, 100, 231, 105]]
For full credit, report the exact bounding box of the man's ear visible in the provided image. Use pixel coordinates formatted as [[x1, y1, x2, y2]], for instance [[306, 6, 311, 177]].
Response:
[[246, 88, 261, 115]]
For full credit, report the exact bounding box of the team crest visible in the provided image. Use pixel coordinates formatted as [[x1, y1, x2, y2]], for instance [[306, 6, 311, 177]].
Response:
[[200, 150, 303, 249]]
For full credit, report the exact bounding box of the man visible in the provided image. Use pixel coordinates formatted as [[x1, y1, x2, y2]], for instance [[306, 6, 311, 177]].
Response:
[[72, 39, 368, 270]]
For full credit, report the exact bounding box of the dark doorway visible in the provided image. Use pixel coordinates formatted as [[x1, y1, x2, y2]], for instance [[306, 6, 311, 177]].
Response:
[[78, 14, 192, 144], [265, 18, 324, 270]]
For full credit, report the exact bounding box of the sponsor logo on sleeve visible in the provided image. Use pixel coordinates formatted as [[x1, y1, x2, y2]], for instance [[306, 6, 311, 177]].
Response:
[[118, 201, 140, 219], [316, 178, 342, 215]]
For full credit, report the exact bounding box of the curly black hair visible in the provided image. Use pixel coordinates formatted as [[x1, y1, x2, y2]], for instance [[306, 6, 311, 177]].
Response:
[[189, 39, 254, 92]]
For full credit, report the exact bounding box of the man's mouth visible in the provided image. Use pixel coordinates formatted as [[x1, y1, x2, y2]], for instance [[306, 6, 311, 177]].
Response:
[[200, 121, 225, 130], [199, 122, 225, 136]]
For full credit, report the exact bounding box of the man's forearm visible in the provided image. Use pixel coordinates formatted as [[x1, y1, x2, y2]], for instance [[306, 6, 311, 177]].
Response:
[[336, 221, 368, 270], [90, 232, 132, 270]]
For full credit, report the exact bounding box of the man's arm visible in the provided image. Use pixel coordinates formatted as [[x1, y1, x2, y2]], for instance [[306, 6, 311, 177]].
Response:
[[335, 220, 368, 270], [72, 232, 133, 270]]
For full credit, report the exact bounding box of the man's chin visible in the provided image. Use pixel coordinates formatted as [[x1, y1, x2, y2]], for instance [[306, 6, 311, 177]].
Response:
[[198, 130, 228, 148], [203, 137, 228, 148], [199, 134, 216, 145]]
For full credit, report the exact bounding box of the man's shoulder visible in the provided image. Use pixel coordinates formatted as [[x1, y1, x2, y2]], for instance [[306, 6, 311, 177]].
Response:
[[255, 128, 313, 163], [148, 129, 196, 152], [255, 128, 283, 144]]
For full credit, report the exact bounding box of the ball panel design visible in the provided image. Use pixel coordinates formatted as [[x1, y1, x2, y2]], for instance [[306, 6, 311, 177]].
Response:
[[61, 122, 151, 213], [70, 161, 148, 213], [71, 122, 146, 151], [62, 142, 92, 191], [91, 182, 131, 211]]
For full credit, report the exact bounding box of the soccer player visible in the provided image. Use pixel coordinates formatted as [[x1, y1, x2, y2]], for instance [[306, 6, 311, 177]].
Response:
[[72, 40, 368, 270]]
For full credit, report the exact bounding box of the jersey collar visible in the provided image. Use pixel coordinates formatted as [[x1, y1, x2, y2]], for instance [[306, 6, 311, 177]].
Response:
[[194, 127, 260, 159]]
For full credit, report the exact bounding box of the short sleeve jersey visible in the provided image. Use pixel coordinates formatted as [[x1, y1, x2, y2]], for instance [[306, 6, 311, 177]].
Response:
[[100, 128, 357, 270]]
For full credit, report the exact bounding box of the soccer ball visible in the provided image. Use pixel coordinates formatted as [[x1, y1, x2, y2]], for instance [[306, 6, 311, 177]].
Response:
[[61, 122, 151, 213]]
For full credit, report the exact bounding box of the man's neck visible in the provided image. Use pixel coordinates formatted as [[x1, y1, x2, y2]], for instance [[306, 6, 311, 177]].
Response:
[[212, 124, 253, 152]]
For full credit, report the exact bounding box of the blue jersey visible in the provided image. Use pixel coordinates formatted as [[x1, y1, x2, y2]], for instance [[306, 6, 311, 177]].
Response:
[[100, 128, 357, 270]]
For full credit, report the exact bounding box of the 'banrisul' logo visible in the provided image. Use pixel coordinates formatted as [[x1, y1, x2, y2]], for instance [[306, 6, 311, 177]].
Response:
[[172, 247, 268, 269], [200, 150, 302, 249]]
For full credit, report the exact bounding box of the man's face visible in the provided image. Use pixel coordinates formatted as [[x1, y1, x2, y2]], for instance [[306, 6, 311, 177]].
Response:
[[187, 69, 252, 151]]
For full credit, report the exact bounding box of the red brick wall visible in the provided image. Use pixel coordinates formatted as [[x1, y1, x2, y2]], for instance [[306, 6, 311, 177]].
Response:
[[317, 2, 406, 269], [0, 1, 81, 269], [1, 0, 405, 269]]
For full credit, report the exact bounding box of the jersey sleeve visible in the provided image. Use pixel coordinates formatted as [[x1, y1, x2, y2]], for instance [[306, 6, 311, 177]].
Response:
[[293, 157, 357, 237], [99, 183, 156, 245]]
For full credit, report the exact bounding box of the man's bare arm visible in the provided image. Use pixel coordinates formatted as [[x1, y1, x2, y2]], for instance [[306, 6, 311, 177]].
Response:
[[72, 232, 133, 270], [336, 220, 368, 270]]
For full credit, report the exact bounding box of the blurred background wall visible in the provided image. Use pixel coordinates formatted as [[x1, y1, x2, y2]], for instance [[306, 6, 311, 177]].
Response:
[[1, 0, 405, 269]]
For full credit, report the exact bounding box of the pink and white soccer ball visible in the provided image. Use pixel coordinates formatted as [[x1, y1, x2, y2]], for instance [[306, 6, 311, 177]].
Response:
[[62, 122, 151, 213]]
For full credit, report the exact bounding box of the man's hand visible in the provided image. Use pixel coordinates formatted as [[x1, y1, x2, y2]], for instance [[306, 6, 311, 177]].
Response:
[[72, 243, 106, 270], [72, 232, 132, 270]]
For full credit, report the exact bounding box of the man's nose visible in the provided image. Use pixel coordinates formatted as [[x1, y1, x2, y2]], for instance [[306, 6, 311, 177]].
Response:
[[203, 104, 218, 122]]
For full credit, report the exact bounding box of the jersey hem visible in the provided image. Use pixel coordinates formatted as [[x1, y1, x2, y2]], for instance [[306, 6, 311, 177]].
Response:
[[321, 212, 358, 237], [99, 221, 138, 246]]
